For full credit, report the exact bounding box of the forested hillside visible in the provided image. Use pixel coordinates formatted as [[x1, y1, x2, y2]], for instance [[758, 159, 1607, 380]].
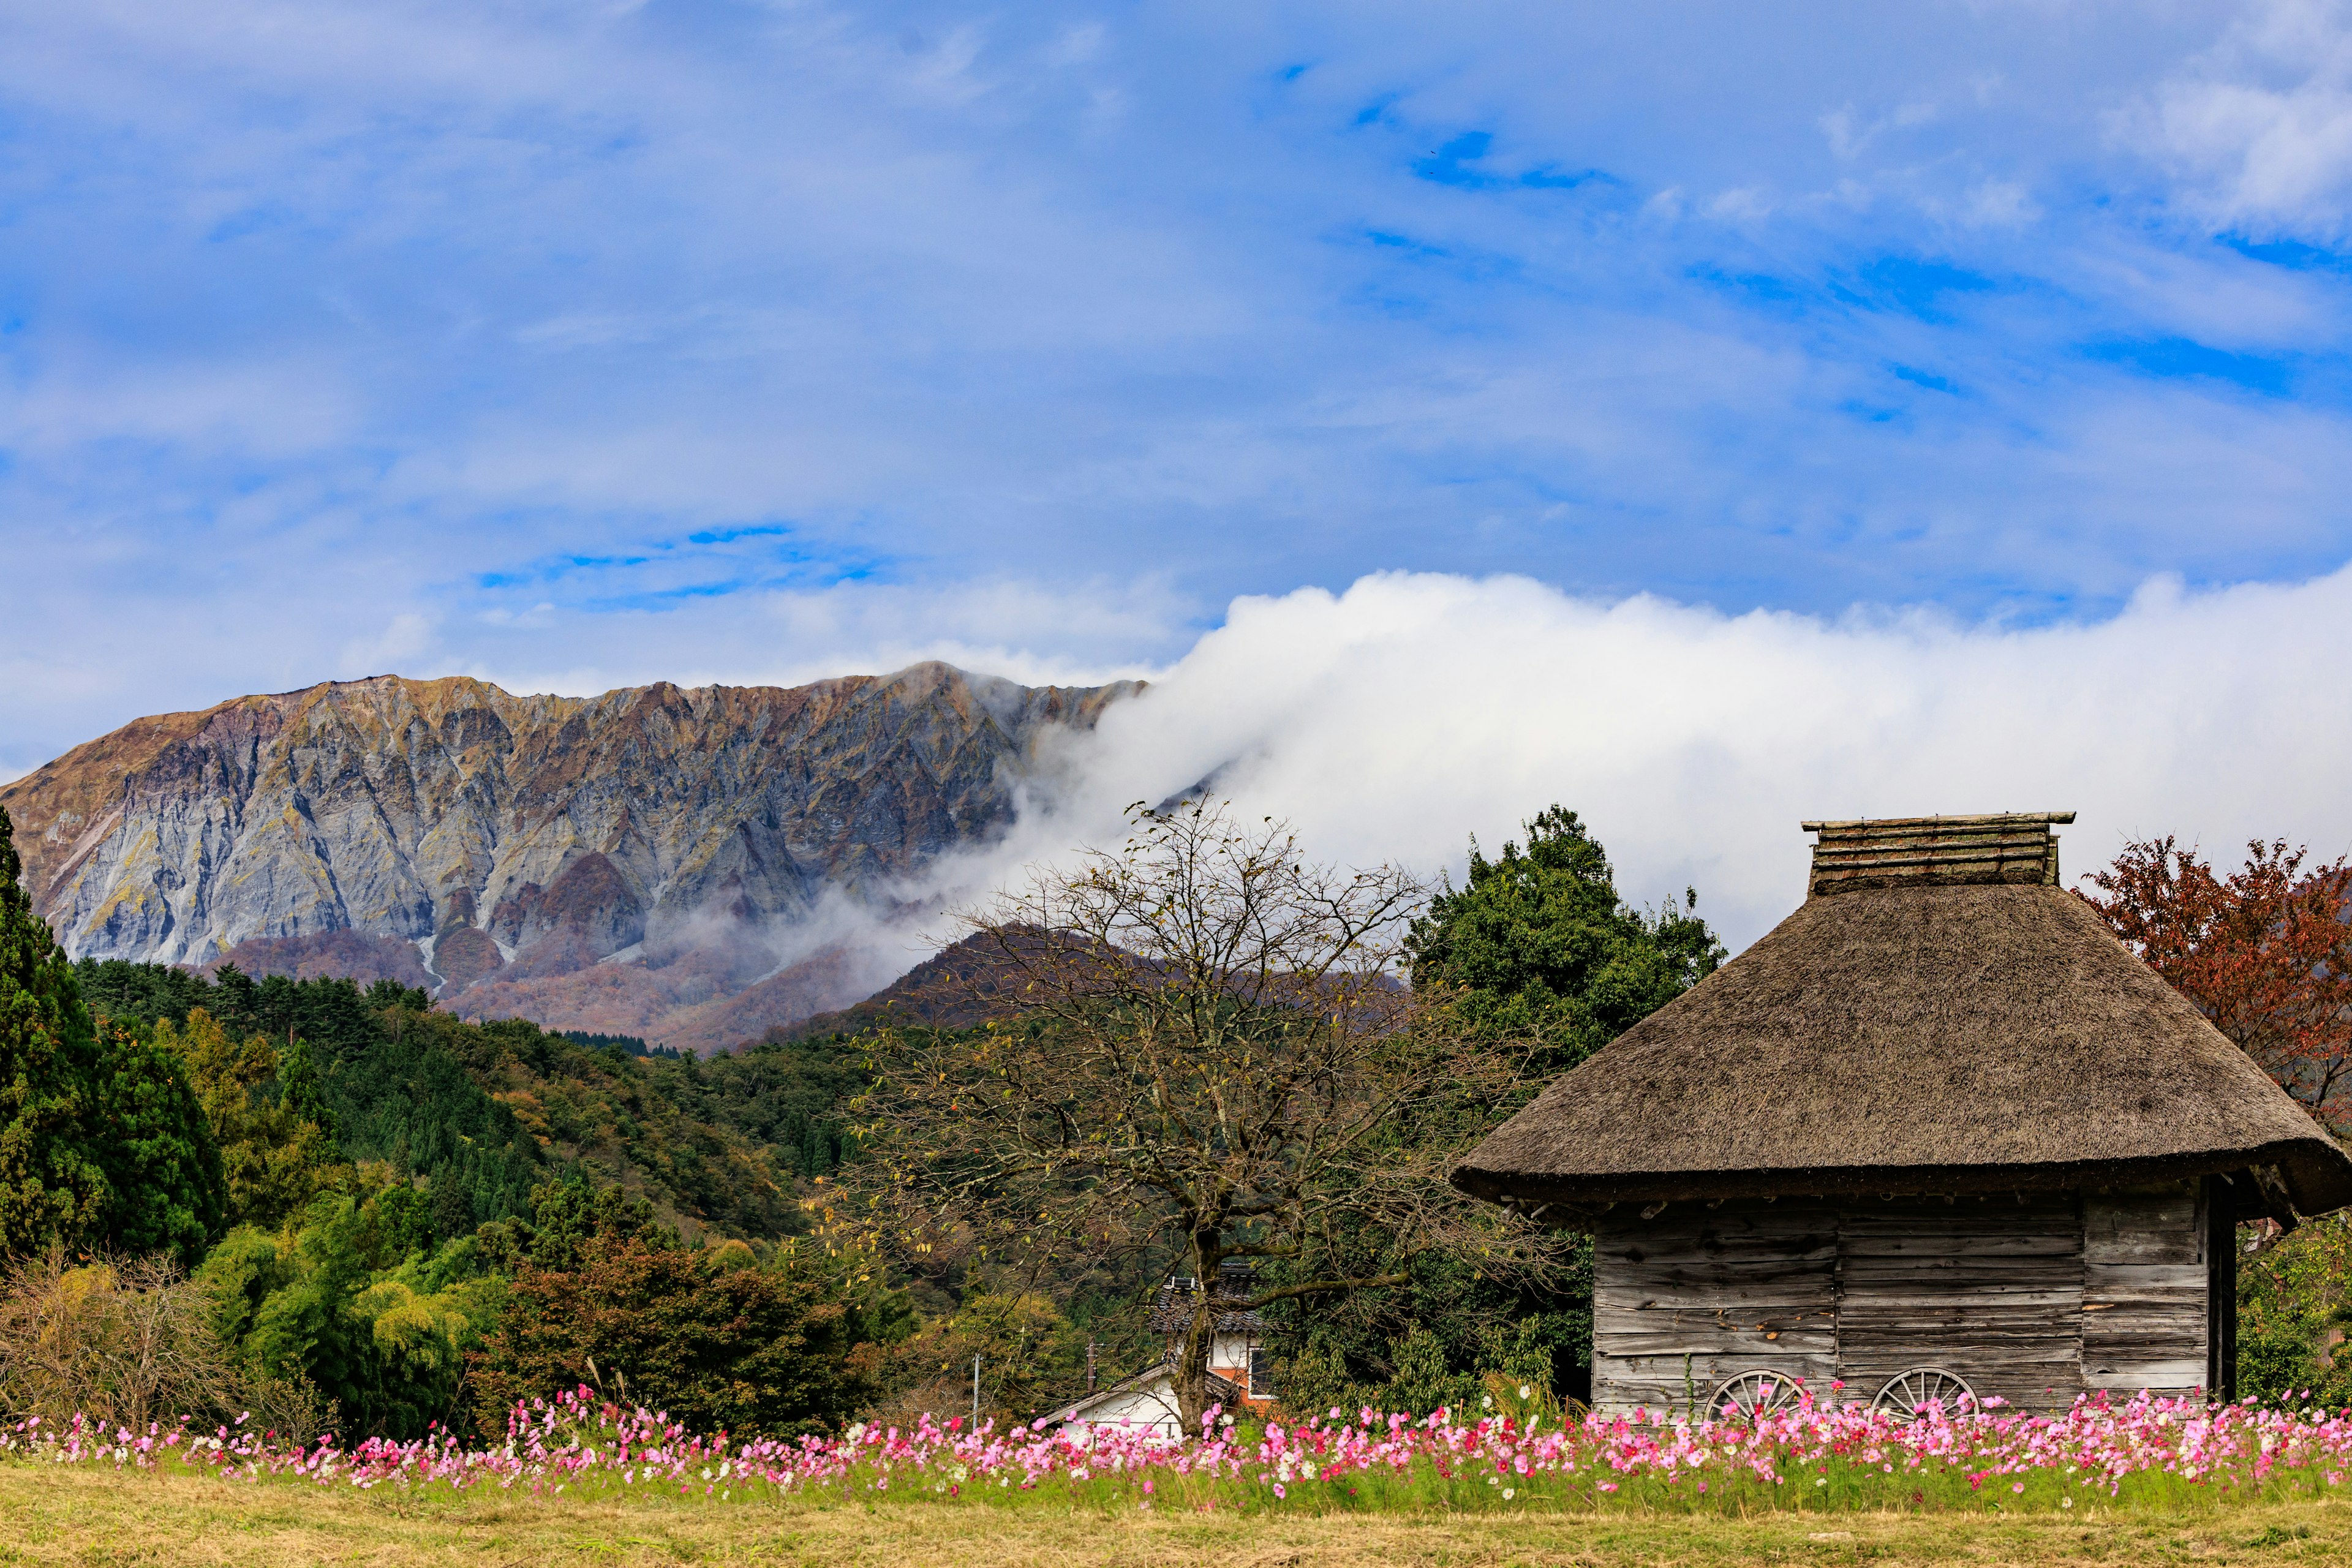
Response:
[[2, 952, 882, 1441], [0, 782, 906, 1442], [0, 796, 1735, 1444], [74, 959, 868, 1240]]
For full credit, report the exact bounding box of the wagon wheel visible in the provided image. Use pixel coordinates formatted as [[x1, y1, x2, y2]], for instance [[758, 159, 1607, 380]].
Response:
[[1872, 1367, 1976, 1418], [1706, 1368, 1804, 1422]]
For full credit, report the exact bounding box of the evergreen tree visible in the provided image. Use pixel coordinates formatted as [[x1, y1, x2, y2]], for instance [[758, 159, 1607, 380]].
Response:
[[1278, 806, 1725, 1411], [276, 1034, 337, 1139], [92, 1026, 225, 1264], [154, 1009, 344, 1233], [1408, 805, 1724, 1076], [0, 804, 109, 1256], [72, 957, 211, 1028]]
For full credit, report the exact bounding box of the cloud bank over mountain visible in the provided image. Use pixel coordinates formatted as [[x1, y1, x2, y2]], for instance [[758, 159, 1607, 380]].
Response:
[[11, 562, 2351, 1044], [1012, 567, 2352, 949]]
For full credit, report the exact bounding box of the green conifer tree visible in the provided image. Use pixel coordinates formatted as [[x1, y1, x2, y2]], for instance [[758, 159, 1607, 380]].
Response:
[[1408, 804, 1725, 1076], [94, 1028, 226, 1263], [1278, 806, 1728, 1411], [0, 806, 224, 1263], [0, 804, 108, 1254]]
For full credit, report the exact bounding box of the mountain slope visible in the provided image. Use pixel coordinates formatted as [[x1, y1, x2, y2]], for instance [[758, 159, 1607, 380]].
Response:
[[764, 932, 1039, 1043], [2, 664, 1130, 1047]]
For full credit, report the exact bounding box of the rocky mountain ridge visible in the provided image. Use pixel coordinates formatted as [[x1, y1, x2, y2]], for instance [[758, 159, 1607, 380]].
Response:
[[1, 664, 1131, 1049]]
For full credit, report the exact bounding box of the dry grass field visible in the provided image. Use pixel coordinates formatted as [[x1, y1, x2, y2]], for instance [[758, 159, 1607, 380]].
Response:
[[3, 1467, 2350, 1568]]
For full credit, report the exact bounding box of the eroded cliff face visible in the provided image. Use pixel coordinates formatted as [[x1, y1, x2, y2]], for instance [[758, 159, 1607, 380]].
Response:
[[0, 663, 1130, 1044]]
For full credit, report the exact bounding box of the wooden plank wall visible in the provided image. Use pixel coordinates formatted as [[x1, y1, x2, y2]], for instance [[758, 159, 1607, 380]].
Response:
[[2084, 1183, 2207, 1395], [1593, 1201, 1838, 1414], [2204, 1176, 2236, 1400], [1592, 1183, 2207, 1415], [1836, 1197, 2082, 1411]]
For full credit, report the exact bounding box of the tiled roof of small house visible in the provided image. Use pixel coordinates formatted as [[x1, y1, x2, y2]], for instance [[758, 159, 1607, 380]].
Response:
[[1146, 1262, 1273, 1335]]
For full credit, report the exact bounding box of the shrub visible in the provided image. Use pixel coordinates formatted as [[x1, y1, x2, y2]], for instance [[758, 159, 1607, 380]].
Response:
[[470, 1232, 886, 1438], [198, 1191, 504, 1442], [872, 1289, 1082, 1430]]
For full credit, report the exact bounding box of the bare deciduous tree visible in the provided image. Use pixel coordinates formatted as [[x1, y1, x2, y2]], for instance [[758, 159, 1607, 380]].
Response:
[[0, 1252, 239, 1432], [846, 802, 1564, 1429]]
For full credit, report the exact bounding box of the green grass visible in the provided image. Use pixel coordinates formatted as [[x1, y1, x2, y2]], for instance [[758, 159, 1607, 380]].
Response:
[[9, 1461, 2352, 1567]]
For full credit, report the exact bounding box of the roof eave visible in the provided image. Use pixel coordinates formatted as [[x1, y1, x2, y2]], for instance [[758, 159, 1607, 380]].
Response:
[[1453, 1137, 2352, 1219]]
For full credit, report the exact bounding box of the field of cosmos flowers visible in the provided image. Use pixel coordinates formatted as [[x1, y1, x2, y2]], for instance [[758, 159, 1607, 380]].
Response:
[[10, 1382, 2352, 1520]]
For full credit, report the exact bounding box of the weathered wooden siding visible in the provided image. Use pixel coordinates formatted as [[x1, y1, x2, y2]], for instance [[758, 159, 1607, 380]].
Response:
[[2082, 1183, 2207, 1395], [1836, 1197, 2082, 1411], [1593, 1184, 2208, 1415], [1593, 1202, 1838, 1413]]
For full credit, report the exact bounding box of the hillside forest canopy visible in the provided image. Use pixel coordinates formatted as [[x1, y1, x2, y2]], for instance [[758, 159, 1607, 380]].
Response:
[[2, 800, 2350, 1439]]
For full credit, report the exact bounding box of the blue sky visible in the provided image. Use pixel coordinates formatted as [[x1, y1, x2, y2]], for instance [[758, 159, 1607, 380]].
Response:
[[7, 1, 2352, 780]]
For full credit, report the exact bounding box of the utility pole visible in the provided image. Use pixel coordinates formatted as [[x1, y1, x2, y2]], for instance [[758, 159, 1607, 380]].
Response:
[[1086, 1339, 1097, 1393], [971, 1355, 981, 1432]]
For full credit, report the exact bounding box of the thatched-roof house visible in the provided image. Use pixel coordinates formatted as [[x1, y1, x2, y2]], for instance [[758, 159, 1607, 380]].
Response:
[[1453, 812, 2352, 1416]]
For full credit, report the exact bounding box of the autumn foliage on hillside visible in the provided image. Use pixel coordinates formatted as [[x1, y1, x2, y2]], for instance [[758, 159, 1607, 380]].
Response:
[[2081, 837, 2352, 1126], [468, 1185, 889, 1439]]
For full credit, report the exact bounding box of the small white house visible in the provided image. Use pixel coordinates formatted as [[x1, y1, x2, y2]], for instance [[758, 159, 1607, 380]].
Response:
[[1044, 1262, 1275, 1434], [1047, 1364, 1243, 1439]]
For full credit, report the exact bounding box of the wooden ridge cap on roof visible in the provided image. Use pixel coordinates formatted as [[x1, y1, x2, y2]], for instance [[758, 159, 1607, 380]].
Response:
[[1800, 811, 2078, 831], [1805, 810, 2077, 898]]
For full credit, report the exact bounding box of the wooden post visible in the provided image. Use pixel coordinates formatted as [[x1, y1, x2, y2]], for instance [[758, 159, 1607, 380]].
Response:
[[2206, 1175, 2237, 1402]]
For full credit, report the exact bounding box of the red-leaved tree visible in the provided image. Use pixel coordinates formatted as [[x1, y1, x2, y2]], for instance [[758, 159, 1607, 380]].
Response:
[[2081, 837, 2352, 1125]]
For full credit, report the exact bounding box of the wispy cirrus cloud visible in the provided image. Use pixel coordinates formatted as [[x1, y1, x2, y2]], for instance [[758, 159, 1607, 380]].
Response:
[[6, 2, 2352, 786]]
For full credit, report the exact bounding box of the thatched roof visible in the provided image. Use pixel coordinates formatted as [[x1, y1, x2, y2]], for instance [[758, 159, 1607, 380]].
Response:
[[1453, 813, 2352, 1219], [1804, 810, 2071, 896]]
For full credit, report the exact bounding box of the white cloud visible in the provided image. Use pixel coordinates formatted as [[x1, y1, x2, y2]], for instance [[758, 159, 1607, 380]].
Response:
[[1017, 567, 2352, 951], [14, 0, 2352, 795], [401, 575, 1197, 710], [21, 560, 2352, 997], [337, 611, 436, 677], [0, 355, 358, 458], [1820, 97, 1942, 162], [1707, 186, 1774, 221], [1960, 178, 2040, 227], [2135, 0, 2352, 236]]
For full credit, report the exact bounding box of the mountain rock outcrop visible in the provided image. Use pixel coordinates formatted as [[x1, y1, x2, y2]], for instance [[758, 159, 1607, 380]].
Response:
[[1, 664, 1131, 1047]]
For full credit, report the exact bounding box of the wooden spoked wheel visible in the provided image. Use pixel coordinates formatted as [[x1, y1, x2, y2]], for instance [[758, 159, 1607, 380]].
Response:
[[1706, 1368, 1806, 1422], [1872, 1367, 1976, 1417]]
